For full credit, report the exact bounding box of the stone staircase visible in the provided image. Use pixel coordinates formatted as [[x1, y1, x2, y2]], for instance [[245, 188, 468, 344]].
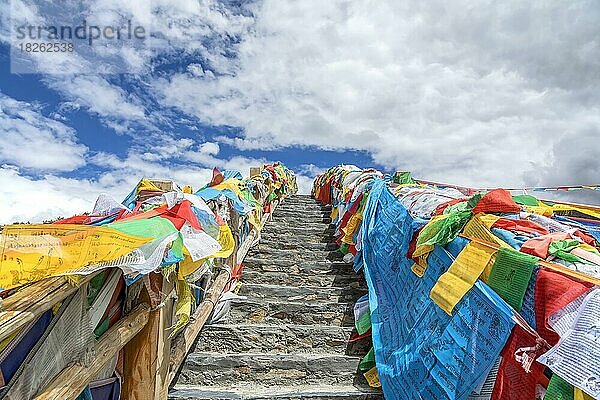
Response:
[[169, 195, 383, 399]]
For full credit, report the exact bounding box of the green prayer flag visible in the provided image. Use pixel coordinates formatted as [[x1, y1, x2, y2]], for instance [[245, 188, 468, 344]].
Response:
[[549, 240, 587, 264], [356, 311, 372, 335], [418, 210, 472, 247], [487, 247, 537, 310], [466, 193, 483, 209], [339, 243, 350, 254], [392, 171, 417, 185], [512, 194, 539, 207], [545, 373, 574, 400], [109, 216, 177, 239], [94, 317, 110, 338], [359, 347, 376, 371]]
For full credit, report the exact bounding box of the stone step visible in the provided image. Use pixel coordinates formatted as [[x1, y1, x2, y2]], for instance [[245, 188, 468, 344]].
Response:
[[276, 204, 332, 212], [228, 298, 354, 327], [194, 324, 355, 354], [274, 205, 330, 212], [272, 209, 330, 217], [176, 353, 362, 387], [169, 384, 383, 400], [241, 258, 352, 275], [259, 231, 335, 244], [241, 270, 366, 289], [259, 226, 336, 239], [269, 216, 333, 225], [238, 283, 367, 303], [277, 201, 325, 209], [245, 248, 343, 262], [253, 240, 339, 252], [269, 217, 332, 226], [281, 195, 318, 202]]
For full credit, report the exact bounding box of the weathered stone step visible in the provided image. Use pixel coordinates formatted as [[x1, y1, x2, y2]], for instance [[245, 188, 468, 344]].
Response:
[[253, 240, 338, 252], [277, 201, 326, 209], [242, 258, 352, 275], [169, 384, 382, 400], [272, 211, 330, 219], [274, 212, 331, 220], [276, 205, 331, 212], [246, 248, 343, 262], [259, 231, 334, 244], [276, 202, 326, 209], [241, 270, 366, 289], [260, 225, 335, 236], [239, 283, 367, 303], [176, 353, 361, 387], [228, 298, 354, 326], [274, 206, 330, 214], [269, 216, 333, 226], [281, 195, 318, 202], [195, 324, 355, 354]]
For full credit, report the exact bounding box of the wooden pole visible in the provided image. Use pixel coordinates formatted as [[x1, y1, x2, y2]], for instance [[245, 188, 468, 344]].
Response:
[[0, 274, 97, 342], [33, 303, 151, 400], [166, 269, 230, 384], [154, 276, 176, 400], [121, 272, 174, 400]]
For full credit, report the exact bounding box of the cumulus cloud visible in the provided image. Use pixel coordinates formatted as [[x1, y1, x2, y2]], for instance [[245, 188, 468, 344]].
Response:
[[0, 146, 273, 224], [294, 174, 315, 195], [0, 94, 87, 171], [2, 0, 599, 218], [45, 75, 148, 133], [199, 141, 220, 156], [524, 126, 600, 205], [0, 166, 97, 224], [155, 0, 600, 191]]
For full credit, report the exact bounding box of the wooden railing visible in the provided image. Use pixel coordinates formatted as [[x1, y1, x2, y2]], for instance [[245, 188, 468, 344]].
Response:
[[25, 199, 281, 400]]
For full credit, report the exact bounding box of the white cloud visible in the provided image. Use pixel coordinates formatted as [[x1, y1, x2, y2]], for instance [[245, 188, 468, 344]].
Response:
[[45, 76, 147, 129], [0, 166, 97, 224], [2, 0, 598, 208], [298, 164, 325, 179], [155, 0, 600, 191], [199, 142, 220, 156], [0, 149, 213, 224], [294, 174, 314, 195], [0, 94, 87, 171]]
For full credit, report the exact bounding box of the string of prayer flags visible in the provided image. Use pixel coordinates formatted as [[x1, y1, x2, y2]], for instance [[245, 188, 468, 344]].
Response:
[[313, 165, 600, 400]]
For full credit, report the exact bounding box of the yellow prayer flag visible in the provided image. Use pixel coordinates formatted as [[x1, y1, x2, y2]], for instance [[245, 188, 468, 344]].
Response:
[[430, 241, 497, 315], [478, 214, 501, 229], [342, 213, 362, 245], [211, 224, 235, 259], [364, 366, 381, 388], [575, 388, 594, 400], [212, 179, 244, 199], [169, 277, 193, 337], [463, 214, 511, 249], [0, 224, 150, 290]]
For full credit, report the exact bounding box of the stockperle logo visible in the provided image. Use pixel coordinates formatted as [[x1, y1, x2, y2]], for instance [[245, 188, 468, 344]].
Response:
[[15, 19, 146, 46], [9, 0, 152, 74]]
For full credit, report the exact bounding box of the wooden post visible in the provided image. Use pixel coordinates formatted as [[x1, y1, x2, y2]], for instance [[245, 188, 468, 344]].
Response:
[[121, 272, 175, 400], [167, 269, 230, 385], [154, 277, 176, 399], [33, 303, 150, 400], [249, 167, 261, 177]]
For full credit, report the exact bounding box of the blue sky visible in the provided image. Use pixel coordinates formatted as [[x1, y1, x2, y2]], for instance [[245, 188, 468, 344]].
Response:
[[1, 0, 599, 223], [1, 46, 376, 175]]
